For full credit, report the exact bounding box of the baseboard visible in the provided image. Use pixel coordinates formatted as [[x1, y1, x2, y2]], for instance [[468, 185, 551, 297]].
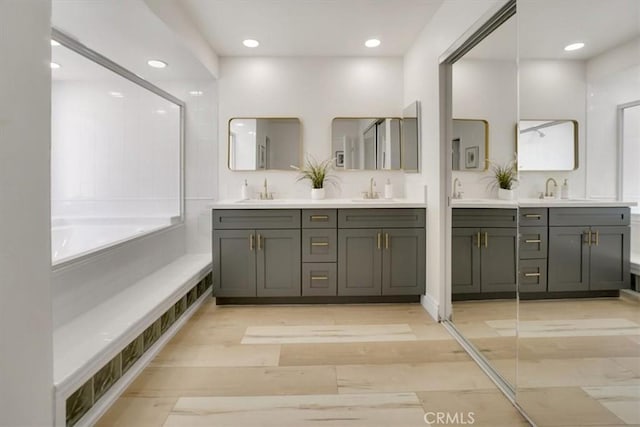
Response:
[[420, 293, 440, 321], [59, 289, 211, 427]]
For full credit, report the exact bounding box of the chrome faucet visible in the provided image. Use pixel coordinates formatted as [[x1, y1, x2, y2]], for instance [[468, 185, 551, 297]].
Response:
[[260, 178, 273, 200], [363, 177, 379, 199], [452, 178, 463, 199], [545, 177, 558, 198]]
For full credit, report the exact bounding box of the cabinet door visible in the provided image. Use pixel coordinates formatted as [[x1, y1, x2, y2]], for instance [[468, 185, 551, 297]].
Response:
[[548, 226, 589, 291], [213, 229, 256, 297], [338, 229, 382, 296], [452, 228, 481, 294], [480, 227, 517, 293], [256, 229, 301, 297], [382, 228, 425, 295], [589, 226, 630, 290]]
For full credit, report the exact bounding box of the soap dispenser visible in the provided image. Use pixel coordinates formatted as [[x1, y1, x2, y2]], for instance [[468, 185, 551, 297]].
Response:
[[384, 179, 394, 199], [561, 179, 569, 199], [241, 179, 249, 200]]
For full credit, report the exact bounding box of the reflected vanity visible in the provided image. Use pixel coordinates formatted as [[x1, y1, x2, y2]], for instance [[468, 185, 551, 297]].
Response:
[[452, 119, 488, 171]]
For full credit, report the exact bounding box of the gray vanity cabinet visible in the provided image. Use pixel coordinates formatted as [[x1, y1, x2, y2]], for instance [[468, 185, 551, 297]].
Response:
[[452, 209, 518, 294], [548, 208, 630, 292], [337, 209, 426, 296], [212, 209, 301, 297]]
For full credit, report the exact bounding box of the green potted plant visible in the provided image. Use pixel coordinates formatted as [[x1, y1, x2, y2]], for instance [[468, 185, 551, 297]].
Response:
[[488, 159, 517, 200], [293, 155, 336, 200]]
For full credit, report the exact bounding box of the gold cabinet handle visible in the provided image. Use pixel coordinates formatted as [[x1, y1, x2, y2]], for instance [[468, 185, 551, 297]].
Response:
[[524, 272, 541, 277], [476, 232, 481, 248], [385, 233, 389, 249], [524, 214, 541, 219], [310, 215, 329, 221], [585, 230, 592, 246], [594, 230, 599, 246], [377, 233, 381, 250], [311, 242, 329, 247], [484, 232, 488, 248], [257, 234, 262, 250], [311, 276, 328, 280], [249, 234, 254, 251], [525, 239, 541, 243]]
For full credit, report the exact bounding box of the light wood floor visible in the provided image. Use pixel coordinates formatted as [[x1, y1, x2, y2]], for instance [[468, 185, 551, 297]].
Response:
[[96, 302, 528, 426]]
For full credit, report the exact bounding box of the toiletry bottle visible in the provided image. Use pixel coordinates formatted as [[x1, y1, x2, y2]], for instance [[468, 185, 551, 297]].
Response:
[[561, 179, 569, 199], [384, 179, 393, 199], [241, 179, 249, 200]]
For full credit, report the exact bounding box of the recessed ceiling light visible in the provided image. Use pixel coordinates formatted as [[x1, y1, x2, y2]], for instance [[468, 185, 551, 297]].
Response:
[[156, 109, 167, 115], [51, 40, 60, 47], [147, 59, 167, 68], [365, 38, 381, 48], [189, 90, 203, 96], [109, 91, 124, 98], [564, 42, 585, 51], [50, 62, 61, 69], [243, 39, 260, 48]]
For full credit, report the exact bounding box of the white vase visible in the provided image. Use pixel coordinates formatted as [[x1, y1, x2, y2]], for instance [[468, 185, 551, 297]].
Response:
[[498, 188, 515, 201], [311, 188, 325, 200]]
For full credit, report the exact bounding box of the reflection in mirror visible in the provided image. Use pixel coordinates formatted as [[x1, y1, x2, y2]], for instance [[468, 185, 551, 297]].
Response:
[[228, 118, 301, 171], [447, 8, 518, 391], [452, 119, 488, 171], [402, 101, 420, 172], [331, 118, 401, 170], [620, 102, 640, 207], [518, 120, 578, 171], [517, 1, 640, 424]]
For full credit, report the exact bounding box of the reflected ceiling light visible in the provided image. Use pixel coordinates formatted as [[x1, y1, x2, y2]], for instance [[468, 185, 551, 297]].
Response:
[[156, 109, 167, 115], [235, 122, 245, 127], [109, 91, 124, 98], [365, 38, 381, 48], [564, 42, 585, 51], [51, 40, 60, 47], [189, 90, 204, 96], [50, 62, 61, 69], [147, 59, 167, 68], [243, 39, 260, 48]]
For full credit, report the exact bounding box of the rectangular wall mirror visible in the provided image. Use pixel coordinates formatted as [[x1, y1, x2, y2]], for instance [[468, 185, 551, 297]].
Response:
[[228, 117, 301, 171], [517, 119, 578, 171], [402, 101, 420, 172], [452, 119, 489, 171], [331, 118, 401, 170]]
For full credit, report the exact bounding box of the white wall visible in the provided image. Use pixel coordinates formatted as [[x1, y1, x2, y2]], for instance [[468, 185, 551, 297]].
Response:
[[0, 1, 54, 425], [452, 59, 517, 198], [403, 0, 506, 319], [518, 60, 587, 198], [586, 37, 640, 201], [217, 57, 407, 201]]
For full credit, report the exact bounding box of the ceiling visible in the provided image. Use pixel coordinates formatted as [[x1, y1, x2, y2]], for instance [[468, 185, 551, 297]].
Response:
[[179, 0, 444, 56], [465, 0, 639, 61]]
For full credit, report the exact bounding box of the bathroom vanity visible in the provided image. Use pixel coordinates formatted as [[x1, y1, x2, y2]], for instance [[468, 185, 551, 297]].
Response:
[[451, 199, 633, 299], [211, 200, 426, 303]]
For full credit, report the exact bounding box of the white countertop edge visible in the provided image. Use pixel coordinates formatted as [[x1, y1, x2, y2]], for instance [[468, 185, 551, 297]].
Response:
[[211, 199, 427, 209], [451, 198, 637, 208]]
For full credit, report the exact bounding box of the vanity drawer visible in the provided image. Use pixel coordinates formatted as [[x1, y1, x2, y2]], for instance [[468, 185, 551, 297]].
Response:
[[452, 208, 517, 228], [302, 229, 337, 262], [519, 208, 548, 226], [212, 209, 300, 229], [338, 208, 425, 229], [519, 226, 548, 259], [302, 263, 337, 296], [549, 207, 630, 226], [519, 259, 547, 293], [301, 209, 337, 228]]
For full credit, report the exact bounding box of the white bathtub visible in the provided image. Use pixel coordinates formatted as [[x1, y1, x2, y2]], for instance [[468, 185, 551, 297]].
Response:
[[51, 217, 175, 265]]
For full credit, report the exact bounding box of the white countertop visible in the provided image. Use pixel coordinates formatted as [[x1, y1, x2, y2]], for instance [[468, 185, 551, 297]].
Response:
[[451, 198, 636, 208], [212, 198, 426, 209]]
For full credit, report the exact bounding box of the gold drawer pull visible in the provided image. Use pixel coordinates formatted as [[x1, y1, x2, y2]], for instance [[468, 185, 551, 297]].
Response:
[[310, 215, 329, 220], [311, 242, 329, 246], [524, 214, 541, 219], [249, 234, 254, 251], [476, 232, 481, 248], [594, 230, 599, 246], [525, 239, 541, 243], [311, 276, 328, 280], [385, 233, 389, 249], [257, 234, 262, 250], [377, 233, 381, 250], [484, 232, 488, 248], [524, 272, 541, 277]]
